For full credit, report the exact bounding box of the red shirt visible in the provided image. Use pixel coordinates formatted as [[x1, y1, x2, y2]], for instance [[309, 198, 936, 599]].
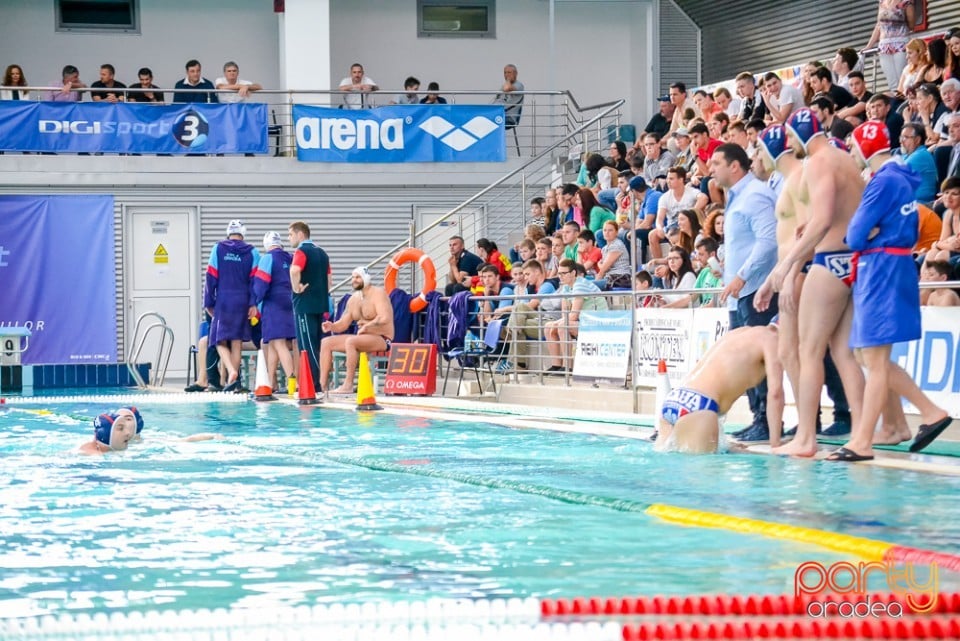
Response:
[[696, 138, 723, 163]]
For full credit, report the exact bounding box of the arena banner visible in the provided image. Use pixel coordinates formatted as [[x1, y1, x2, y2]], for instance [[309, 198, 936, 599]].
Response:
[[0, 102, 268, 154], [572, 310, 632, 383], [292, 104, 506, 162], [892, 307, 960, 418], [633, 309, 694, 388], [0, 195, 117, 364]]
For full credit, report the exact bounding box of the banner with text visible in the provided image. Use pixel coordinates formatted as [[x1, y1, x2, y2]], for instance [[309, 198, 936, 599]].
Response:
[[572, 310, 632, 383], [0, 195, 117, 364], [632, 308, 730, 388], [0, 102, 268, 154], [893, 307, 960, 418], [292, 104, 506, 162]]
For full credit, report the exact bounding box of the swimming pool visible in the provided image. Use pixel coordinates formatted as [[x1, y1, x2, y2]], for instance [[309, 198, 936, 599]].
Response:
[[1, 395, 958, 624]]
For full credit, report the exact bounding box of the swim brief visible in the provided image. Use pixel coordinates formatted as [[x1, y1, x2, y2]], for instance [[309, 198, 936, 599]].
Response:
[[812, 251, 855, 287], [382, 336, 392, 351], [661, 387, 721, 426]]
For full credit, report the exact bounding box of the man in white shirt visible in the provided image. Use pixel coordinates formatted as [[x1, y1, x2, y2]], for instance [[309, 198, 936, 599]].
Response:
[[339, 63, 378, 109], [214, 61, 263, 103], [762, 72, 804, 124]]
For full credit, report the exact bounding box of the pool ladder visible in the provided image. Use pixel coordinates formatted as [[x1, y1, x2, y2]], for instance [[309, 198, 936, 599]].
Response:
[[126, 312, 175, 388]]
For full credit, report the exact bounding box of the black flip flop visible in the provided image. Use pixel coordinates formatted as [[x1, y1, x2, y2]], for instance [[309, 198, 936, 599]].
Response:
[[825, 447, 874, 462], [909, 416, 953, 453], [184, 383, 205, 393]]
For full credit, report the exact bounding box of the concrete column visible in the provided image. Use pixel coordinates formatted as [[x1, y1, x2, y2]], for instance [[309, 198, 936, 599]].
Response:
[[278, 0, 331, 104]]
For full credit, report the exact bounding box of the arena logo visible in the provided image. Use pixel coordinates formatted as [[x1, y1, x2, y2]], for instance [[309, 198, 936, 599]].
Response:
[[795, 561, 938, 618], [296, 116, 404, 151], [37, 120, 172, 136], [418, 115, 500, 151]]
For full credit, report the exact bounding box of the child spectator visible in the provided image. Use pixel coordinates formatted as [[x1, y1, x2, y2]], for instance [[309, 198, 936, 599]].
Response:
[[920, 260, 960, 306], [577, 229, 603, 276], [476, 238, 512, 282]]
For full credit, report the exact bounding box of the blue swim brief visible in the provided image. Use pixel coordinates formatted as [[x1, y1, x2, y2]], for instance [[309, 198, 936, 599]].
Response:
[[812, 250, 855, 287], [661, 387, 721, 426]]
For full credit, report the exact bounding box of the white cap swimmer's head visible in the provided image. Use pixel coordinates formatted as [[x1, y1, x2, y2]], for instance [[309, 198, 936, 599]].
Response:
[[226, 219, 246, 238], [352, 266, 372, 288], [262, 231, 283, 251], [93, 408, 138, 450]]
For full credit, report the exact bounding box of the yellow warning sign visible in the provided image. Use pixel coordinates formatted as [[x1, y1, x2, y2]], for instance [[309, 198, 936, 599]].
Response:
[[154, 244, 169, 264]]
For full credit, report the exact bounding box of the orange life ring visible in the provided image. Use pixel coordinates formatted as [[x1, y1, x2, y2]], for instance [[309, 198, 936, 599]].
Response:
[[384, 248, 437, 313]]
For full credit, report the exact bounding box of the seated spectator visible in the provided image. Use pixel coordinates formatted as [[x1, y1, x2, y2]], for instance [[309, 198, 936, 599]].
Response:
[[932, 78, 959, 144], [577, 229, 603, 276], [809, 66, 856, 111], [762, 72, 804, 124], [543, 188, 561, 235], [536, 237, 559, 278], [898, 38, 930, 98], [948, 28, 960, 82], [551, 234, 567, 268], [713, 86, 741, 119], [921, 38, 947, 88], [916, 204, 942, 255], [593, 221, 633, 290], [837, 71, 873, 126], [671, 128, 696, 175], [649, 166, 707, 261], [625, 175, 662, 263], [608, 140, 630, 172], [642, 96, 674, 142], [744, 119, 766, 156], [903, 84, 948, 145], [657, 246, 698, 308], [692, 236, 724, 306], [1, 64, 29, 100], [920, 260, 960, 306], [127, 67, 164, 103], [476, 238, 512, 282], [45, 64, 85, 102], [810, 94, 854, 141], [866, 93, 904, 150], [476, 264, 515, 324], [558, 183, 580, 225], [899, 122, 939, 203], [694, 89, 722, 121], [560, 220, 581, 262], [668, 81, 696, 133], [576, 188, 616, 242], [419, 81, 447, 104], [726, 120, 750, 150], [513, 238, 536, 266], [215, 61, 263, 102], [925, 176, 960, 268], [677, 209, 703, 247], [613, 171, 635, 224], [392, 76, 419, 104], [735, 72, 767, 123], [173, 59, 218, 103], [503, 259, 561, 370], [832, 47, 859, 90], [543, 260, 608, 373], [703, 206, 725, 264], [577, 153, 618, 193], [445, 235, 484, 296], [529, 197, 546, 228], [90, 64, 126, 103], [641, 133, 677, 186], [707, 111, 730, 142], [510, 223, 545, 264], [634, 271, 656, 307], [799, 61, 824, 105]]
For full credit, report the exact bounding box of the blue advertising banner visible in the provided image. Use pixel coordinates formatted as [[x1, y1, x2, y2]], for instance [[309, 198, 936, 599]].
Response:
[[0, 102, 268, 154], [0, 195, 117, 364], [293, 104, 506, 162]]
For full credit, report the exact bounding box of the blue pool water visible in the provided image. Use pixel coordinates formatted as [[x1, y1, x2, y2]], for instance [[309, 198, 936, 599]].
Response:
[[0, 398, 958, 619]]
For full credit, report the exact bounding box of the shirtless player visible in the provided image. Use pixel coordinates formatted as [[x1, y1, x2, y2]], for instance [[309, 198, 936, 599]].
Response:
[[760, 108, 866, 457], [319, 267, 395, 395], [656, 323, 784, 454], [753, 125, 807, 409]]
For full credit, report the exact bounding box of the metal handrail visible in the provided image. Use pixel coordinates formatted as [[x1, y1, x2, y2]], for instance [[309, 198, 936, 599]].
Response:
[[125, 312, 175, 388], [328, 98, 626, 293]]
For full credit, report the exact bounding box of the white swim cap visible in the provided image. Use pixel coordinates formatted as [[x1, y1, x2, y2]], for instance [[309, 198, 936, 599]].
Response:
[[352, 266, 372, 287], [263, 231, 283, 250], [226, 219, 246, 238]]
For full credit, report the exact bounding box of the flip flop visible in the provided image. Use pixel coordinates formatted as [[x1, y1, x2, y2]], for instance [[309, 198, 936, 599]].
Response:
[[825, 447, 874, 462], [184, 383, 206, 393], [909, 416, 954, 453]]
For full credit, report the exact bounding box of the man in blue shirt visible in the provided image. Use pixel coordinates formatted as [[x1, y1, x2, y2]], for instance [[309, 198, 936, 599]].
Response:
[[711, 143, 779, 441], [173, 59, 219, 104], [898, 123, 939, 204]]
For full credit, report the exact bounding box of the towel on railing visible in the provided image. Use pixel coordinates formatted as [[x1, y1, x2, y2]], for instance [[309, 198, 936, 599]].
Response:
[[389, 288, 416, 344], [422, 291, 445, 349]]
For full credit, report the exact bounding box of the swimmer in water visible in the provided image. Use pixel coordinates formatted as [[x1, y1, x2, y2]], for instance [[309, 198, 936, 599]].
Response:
[[79, 407, 138, 455]]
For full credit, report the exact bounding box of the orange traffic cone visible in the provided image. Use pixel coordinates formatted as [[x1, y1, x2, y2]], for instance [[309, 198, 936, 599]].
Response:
[[297, 349, 319, 405], [356, 352, 383, 411], [253, 349, 276, 402]]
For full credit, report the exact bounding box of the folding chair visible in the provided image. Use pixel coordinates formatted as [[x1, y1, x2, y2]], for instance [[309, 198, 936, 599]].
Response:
[[442, 318, 503, 396]]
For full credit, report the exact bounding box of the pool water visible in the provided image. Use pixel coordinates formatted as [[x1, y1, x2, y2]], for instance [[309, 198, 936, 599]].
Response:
[[0, 399, 958, 618]]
